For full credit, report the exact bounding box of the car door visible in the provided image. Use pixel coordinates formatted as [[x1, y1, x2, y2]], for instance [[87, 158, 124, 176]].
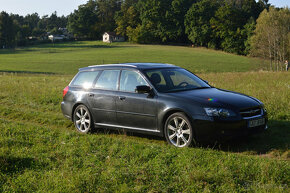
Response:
[[116, 70, 157, 130], [87, 69, 120, 125]]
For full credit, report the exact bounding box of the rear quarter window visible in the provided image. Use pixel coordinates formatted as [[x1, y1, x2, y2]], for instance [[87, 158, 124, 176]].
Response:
[[94, 70, 120, 90], [70, 71, 100, 88]]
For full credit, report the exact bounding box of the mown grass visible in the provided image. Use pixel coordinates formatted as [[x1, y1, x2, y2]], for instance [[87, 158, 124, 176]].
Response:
[[0, 72, 289, 192], [0, 41, 266, 74]]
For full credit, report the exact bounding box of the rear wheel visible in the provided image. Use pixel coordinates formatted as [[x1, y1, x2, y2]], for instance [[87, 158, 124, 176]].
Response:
[[73, 105, 93, 133], [164, 113, 193, 147]]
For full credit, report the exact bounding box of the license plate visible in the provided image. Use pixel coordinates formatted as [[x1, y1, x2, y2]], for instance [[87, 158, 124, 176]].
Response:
[[248, 118, 265, 128]]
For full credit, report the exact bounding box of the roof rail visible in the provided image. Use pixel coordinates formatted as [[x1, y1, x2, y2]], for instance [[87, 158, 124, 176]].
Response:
[[88, 64, 137, 68]]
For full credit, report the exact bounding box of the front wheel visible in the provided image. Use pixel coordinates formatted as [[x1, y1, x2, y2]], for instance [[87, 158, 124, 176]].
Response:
[[164, 113, 194, 147], [73, 105, 93, 133]]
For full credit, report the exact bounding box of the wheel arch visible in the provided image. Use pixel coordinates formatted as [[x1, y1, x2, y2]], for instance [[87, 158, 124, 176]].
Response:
[[160, 108, 195, 136], [71, 103, 91, 121]]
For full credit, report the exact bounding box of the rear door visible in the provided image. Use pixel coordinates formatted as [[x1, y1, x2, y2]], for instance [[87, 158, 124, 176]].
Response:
[[87, 70, 120, 125], [116, 70, 157, 130]]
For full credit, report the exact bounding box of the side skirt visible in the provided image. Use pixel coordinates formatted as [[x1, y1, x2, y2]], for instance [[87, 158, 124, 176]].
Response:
[[94, 122, 162, 136]]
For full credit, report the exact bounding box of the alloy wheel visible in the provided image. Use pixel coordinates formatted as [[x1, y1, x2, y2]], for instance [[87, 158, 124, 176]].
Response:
[[166, 114, 192, 147], [74, 105, 91, 133]]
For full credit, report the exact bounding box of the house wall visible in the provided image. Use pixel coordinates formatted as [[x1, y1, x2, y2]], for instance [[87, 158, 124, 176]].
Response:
[[103, 33, 111, 43], [103, 33, 125, 43], [48, 35, 64, 41]]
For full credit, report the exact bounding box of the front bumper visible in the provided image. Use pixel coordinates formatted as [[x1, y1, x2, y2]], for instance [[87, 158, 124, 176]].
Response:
[[193, 115, 268, 142]]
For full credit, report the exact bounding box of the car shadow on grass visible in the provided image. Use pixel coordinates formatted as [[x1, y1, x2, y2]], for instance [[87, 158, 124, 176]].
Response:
[[208, 120, 289, 157], [91, 120, 289, 158]]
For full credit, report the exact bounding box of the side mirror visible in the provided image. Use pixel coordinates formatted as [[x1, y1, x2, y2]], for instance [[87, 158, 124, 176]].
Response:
[[204, 80, 209, 84], [135, 85, 152, 94]]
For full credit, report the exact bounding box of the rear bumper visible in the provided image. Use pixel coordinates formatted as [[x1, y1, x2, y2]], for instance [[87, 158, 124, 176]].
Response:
[[61, 101, 72, 120], [194, 115, 268, 142]]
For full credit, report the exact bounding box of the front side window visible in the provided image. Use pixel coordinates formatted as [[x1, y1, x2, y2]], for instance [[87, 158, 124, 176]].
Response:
[[95, 70, 120, 90], [145, 68, 210, 93], [70, 71, 100, 89], [120, 70, 148, 92]]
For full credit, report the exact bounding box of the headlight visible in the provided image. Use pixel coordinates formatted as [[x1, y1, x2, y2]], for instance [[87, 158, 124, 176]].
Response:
[[204, 108, 236, 117]]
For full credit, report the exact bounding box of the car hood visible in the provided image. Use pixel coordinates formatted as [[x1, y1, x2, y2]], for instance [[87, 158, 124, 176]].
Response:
[[166, 88, 260, 110]]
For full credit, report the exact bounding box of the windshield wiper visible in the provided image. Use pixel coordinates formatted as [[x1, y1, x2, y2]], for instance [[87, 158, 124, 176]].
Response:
[[163, 86, 211, 93], [164, 87, 208, 93], [193, 86, 211, 90]]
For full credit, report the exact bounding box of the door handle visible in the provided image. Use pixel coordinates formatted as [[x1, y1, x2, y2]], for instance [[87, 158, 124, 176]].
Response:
[[119, 96, 126, 100], [88, 93, 94, 97]]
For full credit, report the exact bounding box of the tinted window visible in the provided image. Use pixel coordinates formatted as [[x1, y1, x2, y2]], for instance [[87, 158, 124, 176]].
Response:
[[71, 71, 100, 88], [95, 70, 120, 90], [170, 71, 201, 87], [120, 70, 148, 92], [145, 68, 210, 93]]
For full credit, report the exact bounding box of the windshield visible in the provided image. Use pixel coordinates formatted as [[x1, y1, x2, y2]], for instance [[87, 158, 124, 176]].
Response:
[[144, 68, 210, 93]]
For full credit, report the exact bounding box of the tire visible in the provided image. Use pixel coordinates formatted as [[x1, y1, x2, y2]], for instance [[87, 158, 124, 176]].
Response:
[[164, 112, 194, 147], [73, 105, 93, 133]]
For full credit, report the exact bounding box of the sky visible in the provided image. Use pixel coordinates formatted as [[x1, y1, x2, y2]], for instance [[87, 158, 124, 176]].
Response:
[[0, 0, 289, 16], [0, 0, 88, 16]]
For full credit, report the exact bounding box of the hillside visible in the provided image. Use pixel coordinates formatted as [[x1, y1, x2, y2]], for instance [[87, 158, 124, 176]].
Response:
[[0, 41, 265, 74]]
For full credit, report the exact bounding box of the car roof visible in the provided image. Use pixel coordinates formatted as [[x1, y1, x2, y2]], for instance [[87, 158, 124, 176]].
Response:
[[79, 63, 177, 71]]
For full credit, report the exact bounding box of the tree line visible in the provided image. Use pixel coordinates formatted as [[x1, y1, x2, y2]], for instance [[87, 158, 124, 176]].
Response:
[[67, 0, 271, 55], [0, 11, 67, 48], [0, 0, 289, 69]]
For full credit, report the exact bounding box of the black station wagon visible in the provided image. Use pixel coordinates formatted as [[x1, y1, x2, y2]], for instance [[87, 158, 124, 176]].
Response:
[[61, 63, 268, 147]]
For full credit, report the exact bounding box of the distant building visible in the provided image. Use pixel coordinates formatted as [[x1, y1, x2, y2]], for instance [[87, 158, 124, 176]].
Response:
[[48, 28, 73, 41], [28, 36, 38, 41], [103, 32, 125, 43], [48, 35, 66, 41], [58, 28, 73, 39]]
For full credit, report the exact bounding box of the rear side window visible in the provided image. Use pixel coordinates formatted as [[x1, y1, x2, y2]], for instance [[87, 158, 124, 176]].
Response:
[[70, 71, 100, 88], [120, 70, 148, 92], [95, 70, 120, 90]]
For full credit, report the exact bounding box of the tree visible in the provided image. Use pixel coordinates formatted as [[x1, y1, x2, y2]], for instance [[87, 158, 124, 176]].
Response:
[[68, 0, 121, 40], [0, 12, 17, 48], [97, 0, 122, 33], [250, 7, 290, 71], [68, 0, 99, 39], [162, 0, 193, 43], [241, 17, 256, 55], [136, 0, 170, 43], [209, 0, 262, 54], [123, 0, 193, 44], [24, 13, 40, 35], [115, 0, 141, 40], [185, 0, 219, 48]]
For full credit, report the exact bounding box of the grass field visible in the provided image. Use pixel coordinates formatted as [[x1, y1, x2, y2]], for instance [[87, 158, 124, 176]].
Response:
[[0, 41, 266, 74], [0, 42, 289, 192]]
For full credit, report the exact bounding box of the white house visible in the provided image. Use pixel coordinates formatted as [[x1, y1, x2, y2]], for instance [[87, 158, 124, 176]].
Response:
[[48, 28, 73, 41], [48, 35, 65, 41], [103, 32, 125, 43]]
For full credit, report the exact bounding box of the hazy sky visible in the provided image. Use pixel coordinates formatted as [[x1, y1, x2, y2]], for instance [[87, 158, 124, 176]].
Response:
[[0, 0, 88, 16], [0, 0, 289, 16]]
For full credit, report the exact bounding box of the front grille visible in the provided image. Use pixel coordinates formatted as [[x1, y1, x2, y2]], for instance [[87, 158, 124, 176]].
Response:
[[240, 107, 262, 118]]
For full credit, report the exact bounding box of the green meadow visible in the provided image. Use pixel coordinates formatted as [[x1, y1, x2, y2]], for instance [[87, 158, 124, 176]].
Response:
[[0, 41, 289, 192], [0, 41, 265, 74]]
